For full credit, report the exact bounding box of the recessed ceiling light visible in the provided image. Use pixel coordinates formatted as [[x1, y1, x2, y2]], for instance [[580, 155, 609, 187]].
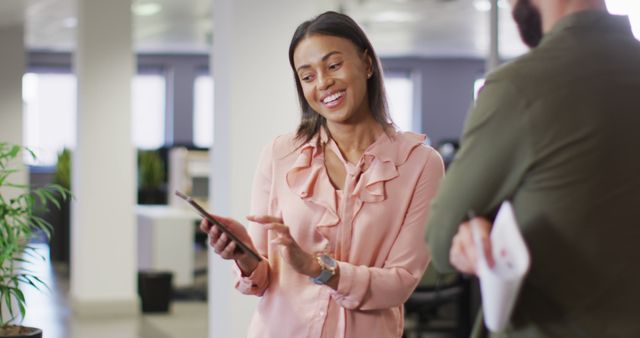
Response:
[[370, 11, 418, 23], [132, 2, 162, 17]]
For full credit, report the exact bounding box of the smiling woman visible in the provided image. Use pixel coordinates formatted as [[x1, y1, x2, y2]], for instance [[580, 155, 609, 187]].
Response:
[[292, 35, 374, 133], [198, 10, 445, 338], [288, 11, 392, 146]]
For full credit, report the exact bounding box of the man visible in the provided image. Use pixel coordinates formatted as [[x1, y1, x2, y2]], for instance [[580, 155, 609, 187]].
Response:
[[426, 0, 640, 337]]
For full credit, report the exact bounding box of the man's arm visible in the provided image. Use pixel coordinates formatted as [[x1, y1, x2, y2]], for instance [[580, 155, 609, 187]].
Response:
[[426, 76, 533, 273]]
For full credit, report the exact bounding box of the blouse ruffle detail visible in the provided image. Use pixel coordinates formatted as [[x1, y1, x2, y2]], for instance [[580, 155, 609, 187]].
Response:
[[284, 130, 427, 233]]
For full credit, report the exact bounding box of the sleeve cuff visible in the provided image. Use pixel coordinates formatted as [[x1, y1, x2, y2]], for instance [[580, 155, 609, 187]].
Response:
[[233, 260, 268, 294], [330, 261, 370, 309]]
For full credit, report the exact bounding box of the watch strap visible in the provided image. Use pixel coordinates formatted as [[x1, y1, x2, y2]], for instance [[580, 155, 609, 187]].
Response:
[[311, 254, 336, 285]]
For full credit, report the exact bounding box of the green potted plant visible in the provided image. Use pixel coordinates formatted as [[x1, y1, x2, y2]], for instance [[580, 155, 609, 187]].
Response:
[[137, 150, 166, 205], [48, 149, 71, 263], [0, 143, 70, 337], [53, 149, 70, 191]]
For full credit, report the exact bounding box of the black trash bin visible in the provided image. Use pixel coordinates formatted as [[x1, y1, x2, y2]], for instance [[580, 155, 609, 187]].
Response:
[[138, 271, 173, 313]]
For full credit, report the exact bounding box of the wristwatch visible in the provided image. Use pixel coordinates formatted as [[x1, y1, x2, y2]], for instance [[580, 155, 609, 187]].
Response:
[[310, 254, 337, 285]]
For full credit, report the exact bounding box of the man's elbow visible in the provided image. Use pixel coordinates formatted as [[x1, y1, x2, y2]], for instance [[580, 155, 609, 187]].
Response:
[[429, 253, 456, 274], [426, 234, 457, 274]]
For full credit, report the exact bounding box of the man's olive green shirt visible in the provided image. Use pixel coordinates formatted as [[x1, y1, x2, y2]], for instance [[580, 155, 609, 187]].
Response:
[[426, 11, 640, 338]]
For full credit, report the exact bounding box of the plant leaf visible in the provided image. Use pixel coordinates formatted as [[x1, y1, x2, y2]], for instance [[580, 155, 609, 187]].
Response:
[[24, 147, 36, 161], [12, 287, 25, 304], [29, 275, 49, 291], [3, 288, 15, 319], [18, 299, 26, 320], [17, 276, 38, 290]]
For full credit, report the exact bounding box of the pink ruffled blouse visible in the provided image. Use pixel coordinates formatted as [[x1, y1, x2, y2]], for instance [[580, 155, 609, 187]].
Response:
[[234, 129, 444, 338]]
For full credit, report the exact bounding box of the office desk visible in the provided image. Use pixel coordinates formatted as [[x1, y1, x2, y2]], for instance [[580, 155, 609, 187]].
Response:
[[136, 205, 200, 287]]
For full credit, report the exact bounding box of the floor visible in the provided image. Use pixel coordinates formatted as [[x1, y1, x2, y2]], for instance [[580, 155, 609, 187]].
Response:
[[18, 244, 208, 338], [15, 244, 459, 338]]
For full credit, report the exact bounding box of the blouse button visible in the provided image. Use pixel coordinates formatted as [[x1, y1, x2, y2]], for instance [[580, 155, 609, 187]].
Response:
[[301, 191, 308, 197]]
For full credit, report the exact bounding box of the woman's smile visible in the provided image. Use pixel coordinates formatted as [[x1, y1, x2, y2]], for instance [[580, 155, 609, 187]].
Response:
[[321, 90, 346, 109]]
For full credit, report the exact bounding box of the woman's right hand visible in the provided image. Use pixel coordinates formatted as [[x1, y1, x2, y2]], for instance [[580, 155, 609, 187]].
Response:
[[199, 214, 259, 275]]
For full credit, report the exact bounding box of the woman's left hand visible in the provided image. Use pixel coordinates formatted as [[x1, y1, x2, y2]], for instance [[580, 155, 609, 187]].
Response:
[[247, 215, 319, 277]]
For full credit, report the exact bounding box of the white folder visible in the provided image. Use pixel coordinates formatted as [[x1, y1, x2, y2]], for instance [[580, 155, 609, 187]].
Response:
[[472, 201, 530, 332]]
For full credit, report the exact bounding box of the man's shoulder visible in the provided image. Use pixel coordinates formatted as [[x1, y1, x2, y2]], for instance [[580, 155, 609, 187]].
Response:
[[482, 46, 566, 105], [486, 51, 541, 84]]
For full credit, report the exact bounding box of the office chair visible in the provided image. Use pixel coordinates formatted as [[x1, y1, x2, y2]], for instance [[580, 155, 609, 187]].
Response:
[[403, 265, 472, 338]]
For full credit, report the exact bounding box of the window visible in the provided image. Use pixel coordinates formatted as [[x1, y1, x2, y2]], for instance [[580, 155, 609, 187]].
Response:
[[606, 0, 640, 39], [132, 74, 166, 149], [474, 78, 486, 101], [193, 75, 214, 148], [384, 72, 415, 132], [23, 72, 166, 166], [22, 72, 77, 166]]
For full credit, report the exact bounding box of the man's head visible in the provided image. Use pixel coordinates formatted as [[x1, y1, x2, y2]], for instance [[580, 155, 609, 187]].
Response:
[[510, 0, 609, 48], [511, 0, 544, 48]]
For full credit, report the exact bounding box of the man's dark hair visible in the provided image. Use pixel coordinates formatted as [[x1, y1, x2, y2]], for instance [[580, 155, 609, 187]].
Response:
[[288, 11, 392, 144]]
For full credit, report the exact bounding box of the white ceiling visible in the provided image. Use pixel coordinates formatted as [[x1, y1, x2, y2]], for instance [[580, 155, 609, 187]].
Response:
[[1, 0, 530, 58], [343, 0, 528, 58]]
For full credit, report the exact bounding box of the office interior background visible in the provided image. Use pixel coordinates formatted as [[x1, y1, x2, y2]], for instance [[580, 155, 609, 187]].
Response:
[[0, 0, 638, 337]]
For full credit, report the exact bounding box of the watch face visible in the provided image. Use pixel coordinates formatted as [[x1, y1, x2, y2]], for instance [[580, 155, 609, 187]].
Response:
[[320, 254, 336, 268], [311, 254, 337, 285]]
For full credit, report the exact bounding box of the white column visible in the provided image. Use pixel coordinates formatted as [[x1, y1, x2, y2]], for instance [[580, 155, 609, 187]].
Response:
[[486, 0, 500, 71], [209, 1, 334, 337], [0, 24, 26, 188], [71, 0, 137, 316]]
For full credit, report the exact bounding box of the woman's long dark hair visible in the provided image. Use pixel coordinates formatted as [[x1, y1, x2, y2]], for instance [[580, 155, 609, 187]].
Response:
[[288, 11, 392, 144]]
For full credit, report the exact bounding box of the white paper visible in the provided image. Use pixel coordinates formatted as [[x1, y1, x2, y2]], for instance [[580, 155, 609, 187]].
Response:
[[472, 201, 530, 332]]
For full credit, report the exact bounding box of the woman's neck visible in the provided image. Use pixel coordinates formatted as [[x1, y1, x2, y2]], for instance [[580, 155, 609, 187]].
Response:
[[325, 118, 385, 164]]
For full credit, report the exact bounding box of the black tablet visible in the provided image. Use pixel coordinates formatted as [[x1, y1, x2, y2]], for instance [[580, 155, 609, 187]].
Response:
[[175, 191, 262, 262]]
